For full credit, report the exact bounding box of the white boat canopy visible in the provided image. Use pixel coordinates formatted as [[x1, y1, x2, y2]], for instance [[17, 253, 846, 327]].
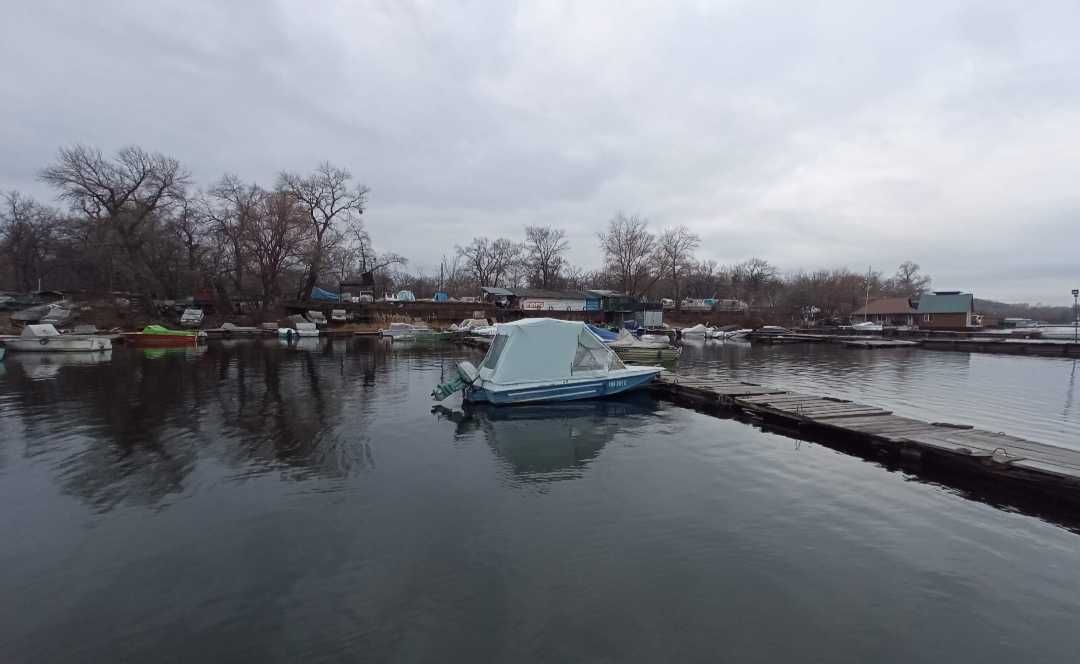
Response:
[[478, 318, 625, 385], [22, 324, 62, 337]]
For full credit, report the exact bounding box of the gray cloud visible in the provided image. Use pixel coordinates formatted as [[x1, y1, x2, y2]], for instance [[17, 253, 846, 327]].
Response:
[[2, 0, 1078, 303]]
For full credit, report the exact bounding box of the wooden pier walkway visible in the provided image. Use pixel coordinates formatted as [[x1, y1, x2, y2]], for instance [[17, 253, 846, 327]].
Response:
[[651, 372, 1080, 501]]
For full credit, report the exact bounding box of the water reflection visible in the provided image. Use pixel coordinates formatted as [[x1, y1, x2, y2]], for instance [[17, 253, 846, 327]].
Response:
[[433, 394, 659, 482], [0, 340, 401, 511], [4, 350, 113, 380]]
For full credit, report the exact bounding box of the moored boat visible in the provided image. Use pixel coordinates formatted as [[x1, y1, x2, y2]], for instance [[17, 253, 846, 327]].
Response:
[[2, 324, 112, 352], [125, 325, 201, 348], [432, 318, 662, 404]]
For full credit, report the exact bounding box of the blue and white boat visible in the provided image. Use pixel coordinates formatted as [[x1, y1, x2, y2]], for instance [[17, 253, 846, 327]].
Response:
[[432, 318, 662, 404]]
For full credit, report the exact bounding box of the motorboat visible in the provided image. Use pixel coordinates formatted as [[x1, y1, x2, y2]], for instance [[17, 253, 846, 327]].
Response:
[[278, 322, 319, 339], [608, 329, 681, 364], [680, 324, 708, 337], [851, 321, 883, 332], [432, 318, 662, 404], [380, 322, 429, 338], [706, 325, 751, 340], [3, 324, 112, 352], [125, 325, 202, 348], [380, 322, 449, 341]]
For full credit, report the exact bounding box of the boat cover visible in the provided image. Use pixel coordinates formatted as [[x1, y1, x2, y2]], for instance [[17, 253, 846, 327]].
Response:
[[22, 324, 62, 337], [310, 287, 340, 302], [587, 324, 618, 342], [478, 318, 624, 385], [143, 325, 197, 336]]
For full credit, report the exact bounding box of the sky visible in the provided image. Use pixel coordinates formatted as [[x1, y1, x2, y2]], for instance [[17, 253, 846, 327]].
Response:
[[2, 0, 1078, 304]]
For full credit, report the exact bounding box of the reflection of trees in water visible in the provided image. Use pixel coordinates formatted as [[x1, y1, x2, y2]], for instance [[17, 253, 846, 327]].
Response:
[[1, 339, 393, 511], [434, 393, 660, 483]]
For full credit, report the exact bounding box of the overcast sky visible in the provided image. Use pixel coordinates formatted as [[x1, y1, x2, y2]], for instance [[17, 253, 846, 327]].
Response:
[[2, 1, 1078, 303]]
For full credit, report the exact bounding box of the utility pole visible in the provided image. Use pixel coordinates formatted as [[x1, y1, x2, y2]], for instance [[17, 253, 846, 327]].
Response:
[[1072, 289, 1079, 342]]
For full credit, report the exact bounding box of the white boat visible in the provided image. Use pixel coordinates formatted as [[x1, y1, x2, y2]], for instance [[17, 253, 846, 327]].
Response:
[[432, 318, 662, 404], [278, 322, 319, 338], [723, 329, 752, 339], [2, 324, 112, 352], [851, 321, 883, 332], [680, 324, 708, 337], [330, 309, 348, 322], [380, 322, 433, 338]]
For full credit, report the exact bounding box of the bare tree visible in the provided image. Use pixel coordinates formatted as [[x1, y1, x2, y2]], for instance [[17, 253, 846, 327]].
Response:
[[246, 189, 308, 308], [278, 162, 368, 300], [490, 237, 524, 287], [207, 174, 262, 292], [344, 216, 405, 277], [652, 225, 700, 309], [883, 261, 931, 297], [598, 212, 655, 296], [0, 191, 56, 291], [457, 237, 496, 287], [524, 225, 569, 288], [40, 145, 190, 292], [731, 257, 778, 306]]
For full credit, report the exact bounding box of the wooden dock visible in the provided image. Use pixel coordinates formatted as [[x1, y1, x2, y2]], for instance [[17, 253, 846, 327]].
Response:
[[651, 373, 1080, 506]]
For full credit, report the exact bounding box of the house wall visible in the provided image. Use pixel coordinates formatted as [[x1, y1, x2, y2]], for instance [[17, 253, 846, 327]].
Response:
[[919, 312, 970, 329], [519, 297, 586, 312]]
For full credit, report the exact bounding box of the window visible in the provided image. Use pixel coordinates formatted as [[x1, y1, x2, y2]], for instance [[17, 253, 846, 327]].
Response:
[[480, 334, 508, 371]]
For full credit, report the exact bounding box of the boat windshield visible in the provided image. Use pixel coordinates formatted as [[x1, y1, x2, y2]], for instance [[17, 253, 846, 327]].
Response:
[[480, 334, 509, 371]]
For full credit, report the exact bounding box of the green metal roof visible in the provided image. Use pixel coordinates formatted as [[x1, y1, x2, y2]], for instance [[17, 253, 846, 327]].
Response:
[[915, 292, 973, 314]]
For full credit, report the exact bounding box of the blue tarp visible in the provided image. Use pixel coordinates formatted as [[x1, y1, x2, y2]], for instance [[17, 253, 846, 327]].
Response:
[[433, 291, 449, 302], [587, 324, 618, 342], [311, 287, 340, 302], [397, 290, 416, 302]]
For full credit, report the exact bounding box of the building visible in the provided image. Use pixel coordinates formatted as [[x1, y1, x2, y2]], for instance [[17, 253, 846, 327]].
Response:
[[915, 291, 977, 329], [480, 286, 515, 308], [513, 289, 589, 312], [852, 297, 918, 327]]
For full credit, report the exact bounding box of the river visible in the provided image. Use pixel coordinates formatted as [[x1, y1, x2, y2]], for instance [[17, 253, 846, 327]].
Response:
[[1, 339, 1078, 662]]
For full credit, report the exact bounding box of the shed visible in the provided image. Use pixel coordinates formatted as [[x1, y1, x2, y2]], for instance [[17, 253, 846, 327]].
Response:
[[915, 292, 976, 328]]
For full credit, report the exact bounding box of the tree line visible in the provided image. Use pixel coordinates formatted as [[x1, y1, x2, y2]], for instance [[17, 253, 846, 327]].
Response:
[[3, 143, 942, 321], [0, 145, 397, 311]]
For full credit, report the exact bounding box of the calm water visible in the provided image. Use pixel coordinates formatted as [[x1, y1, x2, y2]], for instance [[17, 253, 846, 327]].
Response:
[[1, 339, 1079, 662], [678, 339, 1080, 449]]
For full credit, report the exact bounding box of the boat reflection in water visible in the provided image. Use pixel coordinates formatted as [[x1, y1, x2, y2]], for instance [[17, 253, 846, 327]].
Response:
[[5, 350, 113, 380], [433, 392, 660, 482]]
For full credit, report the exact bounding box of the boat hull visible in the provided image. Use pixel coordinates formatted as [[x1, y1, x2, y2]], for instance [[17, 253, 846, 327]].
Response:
[[465, 368, 660, 404], [4, 336, 112, 352], [125, 334, 199, 348]]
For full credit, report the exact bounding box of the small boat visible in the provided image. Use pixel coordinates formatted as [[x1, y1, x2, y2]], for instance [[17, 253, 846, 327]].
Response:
[[330, 309, 348, 323], [125, 325, 201, 348], [380, 322, 426, 338], [278, 322, 319, 339], [608, 329, 681, 364], [708, 325, 753, 340], [380, 322, 448, 341], [432, 318, 662, 404], [680, 324, 708, 337], [3, 324, 112, 352], [851, 321, 883, 332], [754, 326, 791, 336]]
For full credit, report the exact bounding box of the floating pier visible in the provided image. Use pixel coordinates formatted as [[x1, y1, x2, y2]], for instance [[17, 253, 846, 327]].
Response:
[[650, 373, 1080, 505]]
